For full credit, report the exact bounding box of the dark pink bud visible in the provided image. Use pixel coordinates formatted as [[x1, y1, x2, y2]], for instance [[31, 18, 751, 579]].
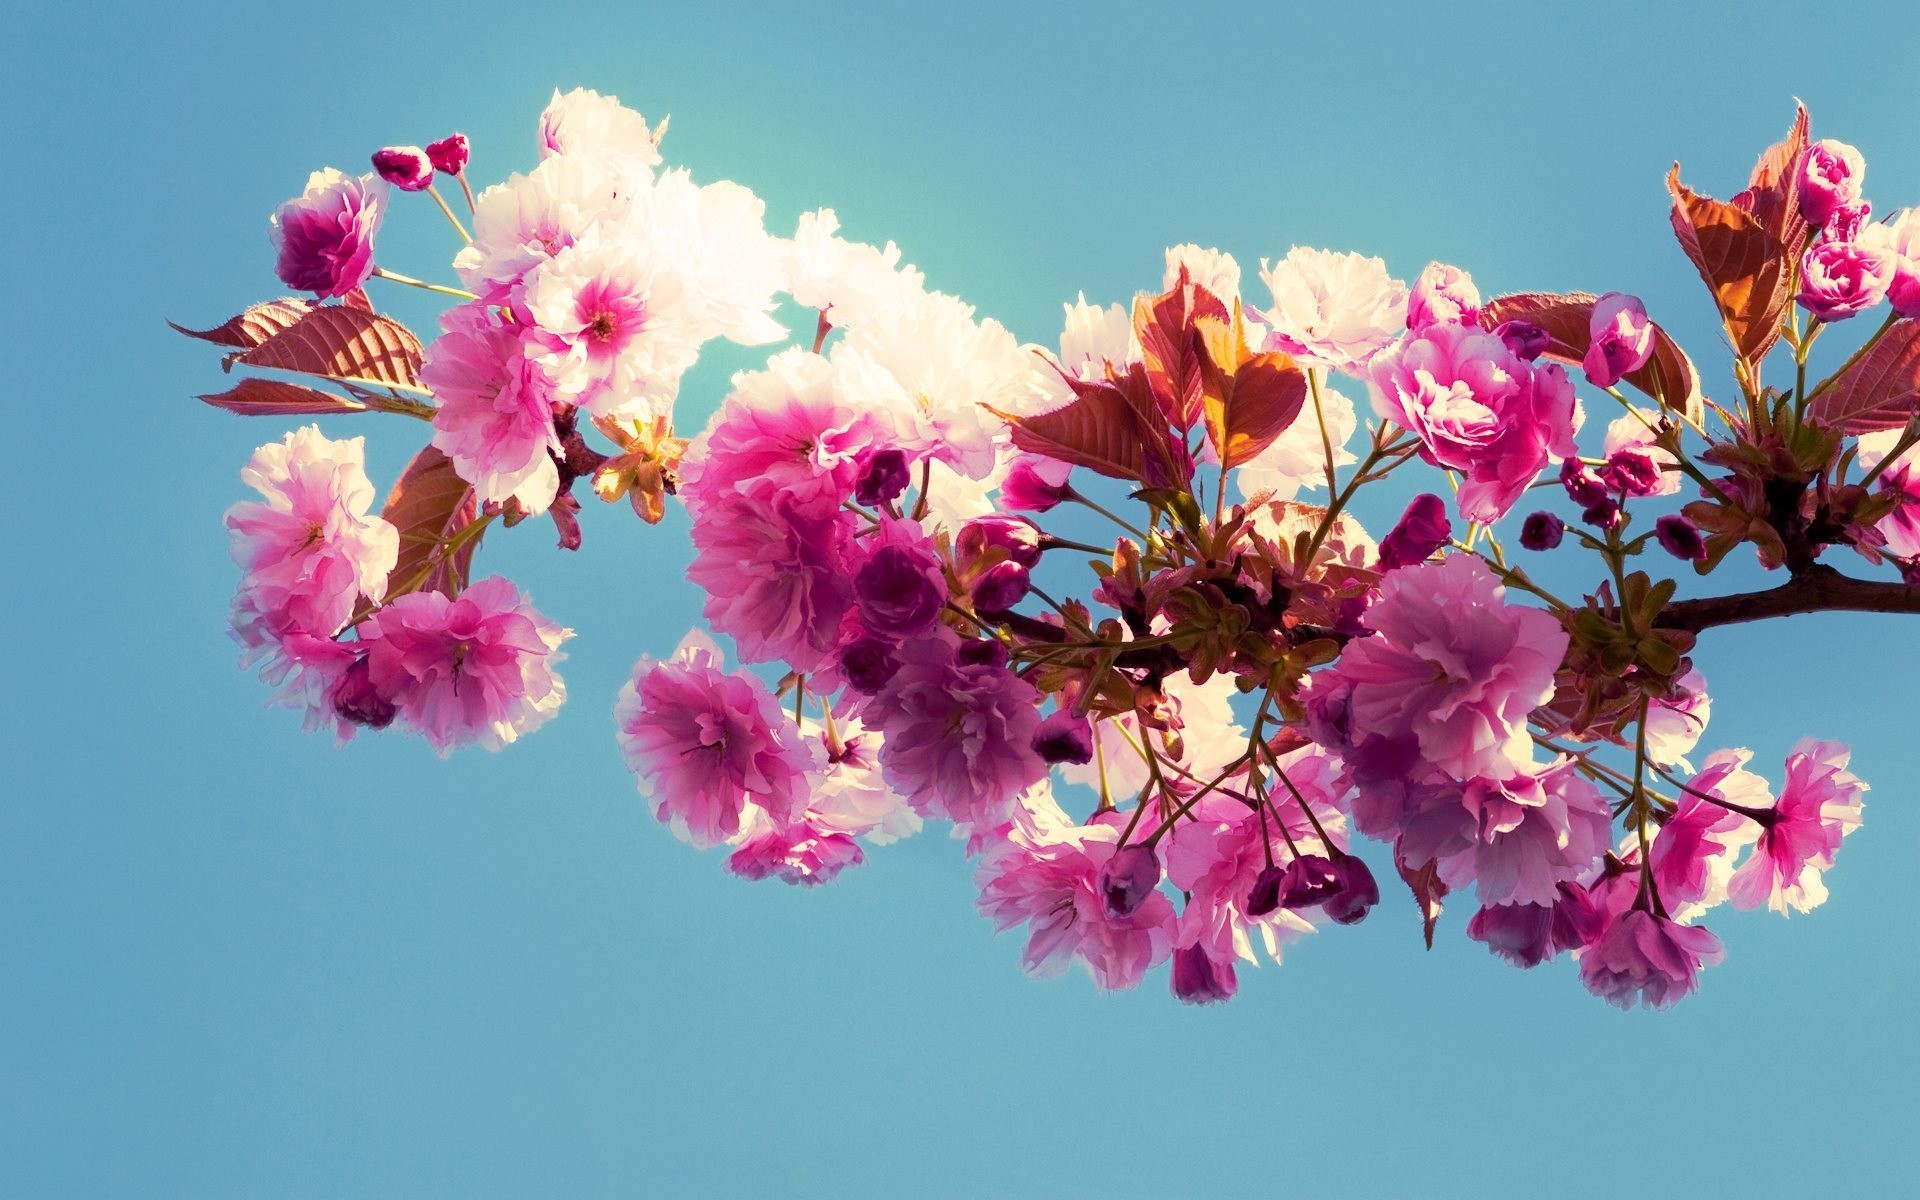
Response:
[[839, 637, 898, 693], [425, 132, 470, 175], [331, 655, 397, 729], [1560, 458, 1610, 507], [1519, 511, 1565, 551], [853, 448, 911, 507], [1031, 709, 1094, 764], [1321, 856, 1379, 925], [1277, 854, 1343, 909], [854, 545, 945, 637], [1548, 881, 1607, 953], [1600, 448, 1663, 497], [1655, 514, 1706, 561], [1582, 498, 1623, 531], [1171, 944, 1237, 1005], [955, 638, 1009, 670], [1493, 319, 1551, 361], [971, 560, 1030, 613], [371, 146, 435, 192], [1246, 864, 1287, 917], [1000, 458, 1076, 512], [959, 514, 1044, 568], [1098, 845, 1162, 916], [1468, 902, 1556, 968], [1377, 492, 1452, 571]]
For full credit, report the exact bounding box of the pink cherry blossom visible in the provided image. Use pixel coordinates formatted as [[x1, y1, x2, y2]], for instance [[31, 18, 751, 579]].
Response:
[[538, 87, 663, 175], [727, 818, 865, 886], [1578, 909, 1724, 1010], [786, 208, 928, 334], [681, 348, 883, 512], [1582, 292, 1655, 388], [421, 303, 564, 514], [1601, 408, 1680, 498], [1855, 428, 1920, 557], [1860, 206, 1920, 317], [454, 156, 625, 305], [1467, 881, 1607, 968], [1727, 739, 1866, 915], [614, 631, 817, 848], [1800, 139, 1865, 227], [686, 490, 857, 675], [1366, 322, 1580, 522], [1644, 667, 1711, 767], [269, 168, 388, 298], [1396, 758, 1611, 907], [1163, 244, 1242, 301], [1798, 241, 1893, 322], [1257, 246, 1409, 375], [361, 576, 569, 755], [225, 425, 398, 642], [1405, 262, 1480, 330], [1649, 748, 1766, 917]]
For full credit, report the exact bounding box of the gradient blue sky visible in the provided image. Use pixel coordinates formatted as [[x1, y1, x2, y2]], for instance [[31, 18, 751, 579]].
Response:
[[7, 3, 1919, 1196]]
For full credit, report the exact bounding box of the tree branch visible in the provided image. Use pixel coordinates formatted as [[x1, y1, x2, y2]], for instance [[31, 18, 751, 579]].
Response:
[[1654, 563, 1920, 633]]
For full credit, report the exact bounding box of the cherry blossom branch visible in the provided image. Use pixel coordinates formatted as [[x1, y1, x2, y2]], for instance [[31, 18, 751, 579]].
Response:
[[1652, 563, 1920, 633]]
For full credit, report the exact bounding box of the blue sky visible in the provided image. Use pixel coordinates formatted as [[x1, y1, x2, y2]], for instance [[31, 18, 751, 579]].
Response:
[[6, 2, 1919, 1196]]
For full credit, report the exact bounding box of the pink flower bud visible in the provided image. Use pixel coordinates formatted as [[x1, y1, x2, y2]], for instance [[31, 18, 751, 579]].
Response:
[[1276, 854, 1342, 909], [1582, 292, 1654, 388], [1560, 458, 1610, 508], [371, 146, 434, 192], [1406, 262, 1481, 330], [1171, 944, 1236, 1005], [1246, 864, 1287, 917], [1799, 241, 1894, 321], [1377, 493, 1452, 571], [1322, 856, 1380, 925], [1826, 199, 1872, 244], [853, 448, 911, 507], [331, 654, 397, 729], [425, 132, 470, 175], [1800, 139, 1866, 227], [1000, 456, 1075, 512], [1493, 319, 1550, 361], [1098, 845, 1162, 916], [958, 515, 1043, 569], [839, 637, 898, 693], [1655, 514, 1707, 562], [1600, 448, 1663, 497], [1031, 709, 1094, 764], [1519, 511, 1565, 551], [971, 560, 1030, 613]]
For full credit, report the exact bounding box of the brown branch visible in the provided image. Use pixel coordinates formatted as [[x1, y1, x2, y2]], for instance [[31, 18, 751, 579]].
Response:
[[1654, 563, 1920, 633]]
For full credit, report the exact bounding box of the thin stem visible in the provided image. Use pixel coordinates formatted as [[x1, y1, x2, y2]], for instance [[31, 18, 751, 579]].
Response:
[[426, 184, 472, 244], [371, 266, 477, 301]]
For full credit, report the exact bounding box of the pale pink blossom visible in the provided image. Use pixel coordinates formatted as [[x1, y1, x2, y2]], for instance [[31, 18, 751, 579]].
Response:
[[785, 208, 927, 333], [975, 819, 1176, 990], [802, 708, 921, 844], [1728, 739, 1866, 915], [422, 304, 564, 514], [1644, 667, 1711, 768], [538, 87, 663, 175], [454, 156, 625, 305], [1033, 293, 1137, 408], [1855, 428, 1920, 557], [1395, 758, 1611, 907], [1649, 748, 1766, 918], [238, 629, 362, 742], [1405, 262, 1480, 330], [1582, 292, 1655, 388], [362, 576, 569, 755], [1578, 909, 1724, 1010], [1061, 669, 1249, 801], [1163, 244, 1242, 301], [1367, 322, 1580, 522], [727, 818, 865, 886], [1860, 207, 1920, 316], [1800, 139, 1865, 227], [1798, 241, 1893, 322], [1257, 247, 1409, 375], [269, 168, 388, 298], [614, 631, 817, 847], [644, 169, 788, 347], [1235, 381, 1358, 501], [225, 425, 398, 641]]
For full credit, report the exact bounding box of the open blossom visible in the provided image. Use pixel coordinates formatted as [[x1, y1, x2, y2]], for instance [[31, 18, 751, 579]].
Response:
[[681, 348, 883, 512], [1798, 241, 1893, 321], [852, 518, 947, 638], [615, 631, 816, 847], [1061, 669, 1249, 801], [1320, 554, 1566, 785], [226, 426, 398, 642], [1258, 247, 1409, 375], [1164, 244, 1242, 300], [1860, 206, 1920, 317], [455, 155, 625, 304], [646, 169, 788, 347], [786, 208, 927, 333], [1727, 739, 1866, 915], [1582, 292, 1654, 388], [868, 630, 1045, 827], [538, 87, 662, 175], [361, 576, 569, 755], [269, 168, 387, 298], [1405, 262, 1480, 330], [687, 489, 857, 675], [975, 817, 1176, 990], [1578, 909, 1724, 1010], [1467, 881, 1606, 968], [1644, 667, 1711, 767], [422, 304, 564, 514], [1800, 139, 1865, 227], [1405, 760, 1611, 907], [1367, 322, 1580, 522], [1648, 748, 1766, 917], [1855, 427, 1920, 557], [727, 816, 865, 886]]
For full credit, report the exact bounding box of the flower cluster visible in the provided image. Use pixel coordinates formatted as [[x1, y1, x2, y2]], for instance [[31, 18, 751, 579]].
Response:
[[183, 94, 1910, 1011]]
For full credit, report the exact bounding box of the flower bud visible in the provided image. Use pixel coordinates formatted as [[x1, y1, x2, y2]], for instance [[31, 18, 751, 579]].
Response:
[[1600, 448, 1663, 497], [955, 638, 1009, 670], [853, 448, 911, 507], [1000, 457, 1075, 512], [958, 514, 1043, 569], [1493, 319, 1551, 362], [1800, 139, 1865, 227], [1519, 511, 1565, 551], [1171, 944, 1237, 1005], [1799, 241, 1893, 322], [1582, 292, 1654, 388], [1246, 864, 1287, 917], [839, 637, 898, 693], [1406, 262, 1481, 330], [370, 146, 435, 192], [1377, 493, 1453, 571], [331, 655, 397, 729], [1560, 458, 1610, 507], [425, 132, 470, 176], [1655, 514, 1707, 562], [1322, 856, 1380, 925], [1031, 709, 1094, 764], [1582, 498, 1623, 531], [854, 544, 945, 637], [971, 560, 1030, 614], [1098, 845, 1162, 917], [1277, 854, 1342, 909]]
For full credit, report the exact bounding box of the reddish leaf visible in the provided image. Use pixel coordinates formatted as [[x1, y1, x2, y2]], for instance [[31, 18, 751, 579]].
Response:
[[1397, 856, 1448, 950], [232, 306, 425, 391], [1667, 163, 1794, 369], [340, 286, 375, 313], [1480, 292, 1704, 425], [1731, 103, 1812, 265], [1807, 320, 1920, 434], [1135, 269, 1229, 431], [1198, 324, 1307, 470], [990, 379, 1149, 484], [197, 378, 367, 417], [381, 446, 480, 600], [169, 298, 315, 349]]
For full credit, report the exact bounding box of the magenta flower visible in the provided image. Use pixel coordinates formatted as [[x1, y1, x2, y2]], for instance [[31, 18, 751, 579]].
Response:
[[1000, 455, 1075, 512], [225, 425, 399, 642], [1170, 943, 1237, 1005], [1376, 492, 1452, 571], [614, 631, 817, 848], [421, 304, 564, 514], [362, 576, 570, 755], [1324, 555, 1567, 784], [1862, 207, 1920, 317], [1031, 710, 1094, 765], [1397, 759, 1611, 907], [1601, 408, 1680, 497], [1798, 241, 1893, 322], [269, 168, 388, 298], [1649, 749, 1765, 915], [1578, 909, 1724, 1010], [1097, 845, 1162, 917], [1367, 322, 1580, 522], [1519, 511, 1564, 551], [1582, 292, 1655, 388], [687, 490, 857, 676], [371, 146, 434, 192], [681, 349, 882, 514], [852, 519, 948, 639], [869, 632, 1045, 827], [1727, 739, 1866, 915], [1468, 881, 1607, 969], [1405, 262, 1480, 330], [425, 133, 469, 176], [727, 818, 866, 886], [1856, 428, 1920, 558], [1800, 139, 1865, 227]]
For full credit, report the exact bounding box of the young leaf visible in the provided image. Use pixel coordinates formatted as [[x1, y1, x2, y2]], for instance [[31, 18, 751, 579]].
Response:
[[1667, 164, 1794, 370], [231, 306, 426, 392], [197, 378, 368, 417], [1480, 292, 1704, 426], [988, 383, 1148, 484], [169, 298, 315, 349], [381, 446, 480, 600], [1397, 856, 1449, 950], [1196, 305, 1307, 469], [1807, 320, 1920, 434], [1135, 268, 1229, 432], [1731, 102, 1812, 266]]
